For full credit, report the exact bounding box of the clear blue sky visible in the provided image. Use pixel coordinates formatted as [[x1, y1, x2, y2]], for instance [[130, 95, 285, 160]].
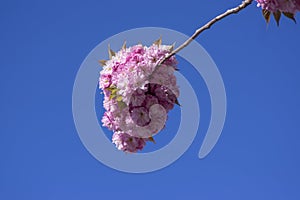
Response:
[[1, 0, 300, 199]]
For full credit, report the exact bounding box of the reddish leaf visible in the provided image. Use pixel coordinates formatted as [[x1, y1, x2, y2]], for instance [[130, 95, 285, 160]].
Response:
[[283, 12, 296, 23], [98, 60, 107, 66], [108, 44, 115, 59], [262, 9, 271, 23], [153, 37, 162, 46], [273, 11, 281, 26], [121, 41, 126, 50]]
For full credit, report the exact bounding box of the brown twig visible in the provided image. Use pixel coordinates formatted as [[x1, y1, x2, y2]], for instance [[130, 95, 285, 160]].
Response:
[[158, 0, 253, 65]]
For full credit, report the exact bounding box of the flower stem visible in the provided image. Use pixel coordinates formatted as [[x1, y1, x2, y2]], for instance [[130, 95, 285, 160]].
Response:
[[158, 0, 253, 65]]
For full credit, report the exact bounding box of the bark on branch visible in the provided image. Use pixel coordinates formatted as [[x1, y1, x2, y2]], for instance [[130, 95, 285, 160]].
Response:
[[159, 0, 253, 65]]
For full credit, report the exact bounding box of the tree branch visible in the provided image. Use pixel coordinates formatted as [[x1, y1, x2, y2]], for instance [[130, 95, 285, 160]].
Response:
[[159, 0, 253, 65]]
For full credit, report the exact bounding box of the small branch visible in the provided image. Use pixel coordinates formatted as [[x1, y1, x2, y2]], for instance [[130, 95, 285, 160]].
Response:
[[158, 0, 253, 65]]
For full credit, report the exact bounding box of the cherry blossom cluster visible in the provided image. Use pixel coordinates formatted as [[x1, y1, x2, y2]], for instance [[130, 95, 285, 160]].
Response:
[[99, 41, 179, 153], [256, 0, 300, 13], [256, 0, 300, 24]]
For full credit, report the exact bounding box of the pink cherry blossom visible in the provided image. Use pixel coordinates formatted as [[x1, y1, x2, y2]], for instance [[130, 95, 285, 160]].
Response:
[[130, 106, 151, 127], [99, 42, 179, 152], [256, 0, 300, 14], [112, 132, 146, 153]]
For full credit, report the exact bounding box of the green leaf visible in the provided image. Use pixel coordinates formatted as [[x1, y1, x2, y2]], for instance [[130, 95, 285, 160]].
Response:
[[107, 86, 119, 100], [262, 9, 271, 24], [109, 93, 116, 100], [111, 89, 118, 96], [273, 11, 281, 26], [283, 12, 296, 23], [107, 85, 116, 90], [107, 86, 122, 101], [116, 95, 123, 101], [107, 86, 117, 92], [117, 101, 126, 110]]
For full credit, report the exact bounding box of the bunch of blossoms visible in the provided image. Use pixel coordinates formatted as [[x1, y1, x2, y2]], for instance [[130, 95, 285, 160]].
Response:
[[256, 0, 300, 24], [99, 39, 180, 153]]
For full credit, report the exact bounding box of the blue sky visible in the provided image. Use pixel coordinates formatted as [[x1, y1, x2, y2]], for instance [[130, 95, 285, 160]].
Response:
[[1, 0, 300, 199]]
